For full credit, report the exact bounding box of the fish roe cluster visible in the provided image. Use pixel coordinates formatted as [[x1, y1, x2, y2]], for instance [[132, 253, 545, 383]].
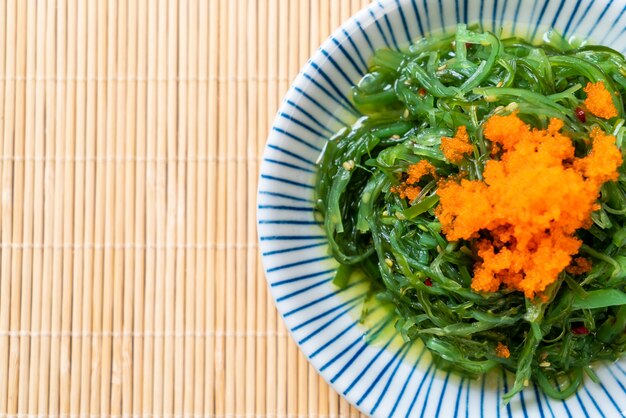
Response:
[[495, 342, 510, 359], [583, 81, 618, 119], [441, 125, 474, 163], [391, 160, 436, 202], [435, 113, 622, 298]]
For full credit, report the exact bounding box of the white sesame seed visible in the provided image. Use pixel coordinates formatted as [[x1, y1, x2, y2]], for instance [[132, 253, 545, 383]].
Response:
[[505, 102, 519, 112], [342, 160, 355, 171]]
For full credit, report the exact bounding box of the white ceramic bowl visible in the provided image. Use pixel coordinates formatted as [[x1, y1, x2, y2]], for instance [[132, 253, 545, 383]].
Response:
[[257, 1, 626, 416]]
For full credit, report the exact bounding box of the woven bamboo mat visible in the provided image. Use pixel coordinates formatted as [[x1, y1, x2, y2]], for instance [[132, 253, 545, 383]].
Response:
[[0, 0, 371, 416]]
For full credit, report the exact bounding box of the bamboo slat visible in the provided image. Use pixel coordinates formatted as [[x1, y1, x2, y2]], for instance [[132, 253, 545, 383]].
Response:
[[0, 1, 371, 417]]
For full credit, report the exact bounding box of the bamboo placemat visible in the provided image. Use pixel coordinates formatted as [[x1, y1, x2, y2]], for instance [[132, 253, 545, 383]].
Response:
[[0, 0, 371, 417]]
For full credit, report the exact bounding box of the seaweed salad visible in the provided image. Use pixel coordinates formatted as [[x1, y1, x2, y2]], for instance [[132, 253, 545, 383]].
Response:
[[315, 25, 626, 401]]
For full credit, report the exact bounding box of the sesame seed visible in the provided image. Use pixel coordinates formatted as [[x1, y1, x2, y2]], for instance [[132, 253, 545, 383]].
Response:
[[342, 160, 355, 171], [505, 102, 519, 112]]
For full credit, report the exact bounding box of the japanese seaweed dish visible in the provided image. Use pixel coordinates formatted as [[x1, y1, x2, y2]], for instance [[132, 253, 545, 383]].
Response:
[[315, 25, 626, 401]]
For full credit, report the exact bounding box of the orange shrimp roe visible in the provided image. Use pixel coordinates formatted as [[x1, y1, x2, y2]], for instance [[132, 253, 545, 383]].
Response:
[[407, 160, 436, 183], [583, 81, 618, 119], [435, 113, 622, 299], [392, 160, 436, 203], [565, 257, 593, 275], [392, 184, 422, 201], [495, 342, 510, 359], [441, 125, 474, 163]]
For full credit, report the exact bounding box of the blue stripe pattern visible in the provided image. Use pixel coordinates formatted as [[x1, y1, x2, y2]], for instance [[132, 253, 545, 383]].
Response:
[[267, 144, 317, 167], [341, 29, 368, 69], [537, 384, 556, 418], [320, 317, 392, 372], [258, 205, 314, 211], [283, 280, 362, 317], [357, 343, 410, 405], [293, 85, 353, 126], [341, 334, 397, 392], [434, 372, 452, 417], [370, 344, 413, 414], [562, 0, 583, 36], [293, 294, 367, 332], [296, 297, 364, 343], [331, 37, 367, 76], [262, 241, 326, 256], [271, 268, 335, 287], [258, 0, 626, 416], [532, 382, 546, 418], [260, 173, 314, 189], [263, 158, 315, 173], [388, 351, 424, 417], [285, 100, 336, 135], [271, 126, 321, 152], [276, 277, 333, 302], [258, 219, 321, 225], [259, 234, 325, 241], [266, 255, 331, 273], [308, 309, 379, 358], [405, 363, 435, 418], [453, 377, 466, 418]]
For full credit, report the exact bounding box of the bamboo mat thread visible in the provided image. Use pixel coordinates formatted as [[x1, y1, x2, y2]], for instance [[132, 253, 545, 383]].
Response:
[[0, 0, 372, 416]]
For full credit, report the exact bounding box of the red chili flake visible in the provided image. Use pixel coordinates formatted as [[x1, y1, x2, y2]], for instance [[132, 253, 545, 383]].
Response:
[[575, 107, 586, 123], [418, 88, 427, 97], [572, 325, 590, 335], [424, 278, 433, 286]]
